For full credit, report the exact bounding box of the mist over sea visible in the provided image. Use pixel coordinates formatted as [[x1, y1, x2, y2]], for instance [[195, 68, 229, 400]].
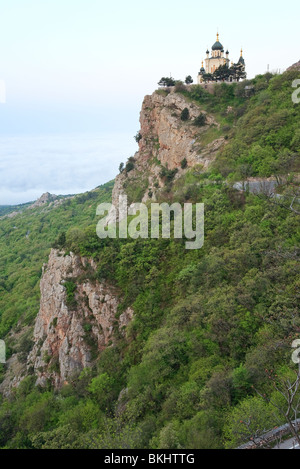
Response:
[[0, 132, 137, 205]]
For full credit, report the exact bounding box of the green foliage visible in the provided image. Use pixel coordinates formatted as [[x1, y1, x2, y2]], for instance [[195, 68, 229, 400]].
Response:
[[52, 232, 66, 249], [180, 158, 188, 169], [223, 396, 275, 448], [212, 70, 300, 178], [0, 181, 113, 337], [158, 77, 176, 87], [185, 75, 193, 85], [88, 373, 116, 411], [125, 157, 135, 173], [159, 166, 178, 182], [0, 202, 32, 217], [193, 113, 206, 127], [134, 132, 142, 143], [180, 107, 190, 121], [64, 281, 77, 308]]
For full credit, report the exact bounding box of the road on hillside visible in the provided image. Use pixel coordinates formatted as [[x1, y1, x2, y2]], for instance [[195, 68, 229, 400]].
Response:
[[274, 437, 300, 450]]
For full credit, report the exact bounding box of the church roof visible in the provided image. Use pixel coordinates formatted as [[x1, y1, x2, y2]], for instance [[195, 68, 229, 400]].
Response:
[[212, 33, 223, 50], [238, 49, 245, 65], [212, 40, 223, 51]]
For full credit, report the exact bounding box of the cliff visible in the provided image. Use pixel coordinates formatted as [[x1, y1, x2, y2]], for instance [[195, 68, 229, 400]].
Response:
[[27, 249, 133, 388], [111, 88, 225, 207]]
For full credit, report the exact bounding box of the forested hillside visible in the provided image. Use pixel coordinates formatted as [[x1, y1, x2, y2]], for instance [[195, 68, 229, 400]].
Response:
[[0, 70, 299, 449], [0, 182, 113, 338]]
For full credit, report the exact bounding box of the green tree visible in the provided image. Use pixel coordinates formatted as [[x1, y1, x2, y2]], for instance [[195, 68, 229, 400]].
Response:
[[224, 396, 275, 448], [158, 77, 176, 87], [185, 75, 193, 85], [180, 108, 190, 121]]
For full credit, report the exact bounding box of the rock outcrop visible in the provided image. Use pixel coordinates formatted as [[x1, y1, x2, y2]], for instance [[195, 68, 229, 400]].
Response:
[[287, 60, 300, 72], [27, 249, 133, 388], [30, 192, 57, 209], [111, 88, 225, 208]]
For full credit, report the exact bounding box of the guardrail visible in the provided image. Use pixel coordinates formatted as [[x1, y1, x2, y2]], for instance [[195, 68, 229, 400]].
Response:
[[237, 419, 300, 449]]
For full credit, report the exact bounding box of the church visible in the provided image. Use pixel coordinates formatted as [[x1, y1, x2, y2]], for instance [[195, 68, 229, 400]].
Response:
[[197, 33, 246, 83]]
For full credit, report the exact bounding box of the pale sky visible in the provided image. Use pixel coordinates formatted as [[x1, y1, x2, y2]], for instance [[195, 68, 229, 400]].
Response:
[[0, 0, 299, 203]]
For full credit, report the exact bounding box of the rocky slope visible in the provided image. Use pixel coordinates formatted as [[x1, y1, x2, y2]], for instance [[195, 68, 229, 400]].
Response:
[[26, 249, 133, 388]]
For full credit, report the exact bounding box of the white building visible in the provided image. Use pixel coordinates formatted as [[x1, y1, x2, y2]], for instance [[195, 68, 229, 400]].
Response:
[[197, 33, 245, 83]]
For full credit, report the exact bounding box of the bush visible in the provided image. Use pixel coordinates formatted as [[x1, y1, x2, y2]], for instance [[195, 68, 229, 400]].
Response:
[[158, 77, 176, 87], [52, 232, 66, 249], [64, 281, 77, 308], [180, 108, 190, 121], [174, 81, 187, 93], [181, 158, 188, 169], [134, 132, 142, 143], [185, 75, 193, 85], [193, 113, 206, 127], [160, 167, 178, 182], [125, 157, 135, 173]]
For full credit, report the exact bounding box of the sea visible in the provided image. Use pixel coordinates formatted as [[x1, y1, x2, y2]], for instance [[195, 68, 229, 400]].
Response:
[[0, 132, 137, 205]]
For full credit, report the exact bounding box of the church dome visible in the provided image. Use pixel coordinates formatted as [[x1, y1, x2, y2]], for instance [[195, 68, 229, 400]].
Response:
[[212, 41, 223, 51], [212, 33, 223, 51]]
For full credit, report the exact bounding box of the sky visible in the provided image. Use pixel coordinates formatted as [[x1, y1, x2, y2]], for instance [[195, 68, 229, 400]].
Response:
[[0, 0, 299, 204]]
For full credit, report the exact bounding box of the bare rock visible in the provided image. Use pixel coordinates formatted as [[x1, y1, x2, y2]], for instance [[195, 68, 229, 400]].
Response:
[[30, 192, 57, 209], [27, 249, 133, 388], [287, 60, 300, 72]]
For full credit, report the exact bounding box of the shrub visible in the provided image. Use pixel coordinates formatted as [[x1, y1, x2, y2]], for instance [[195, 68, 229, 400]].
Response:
[[185, 75, 193, 85], [181, 158, 188, 169], [180, 108, 190, 121], [64, 281, 77, 308], [160, 166, 178, 182], [158, 77, 176, 87], [134, 132, 142, 143], [174, 81, 187, 93], [52, 232, 66, 249], [125, 157, 135, 173], [193, 113, 206, 127]]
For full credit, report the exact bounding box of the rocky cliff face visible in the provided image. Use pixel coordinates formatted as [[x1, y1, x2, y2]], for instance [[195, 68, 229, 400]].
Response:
[[30, 192, 57, 209], [27, 249, 133, 388], [111, 88, 225, 208], [287, 60, 300, 71]]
